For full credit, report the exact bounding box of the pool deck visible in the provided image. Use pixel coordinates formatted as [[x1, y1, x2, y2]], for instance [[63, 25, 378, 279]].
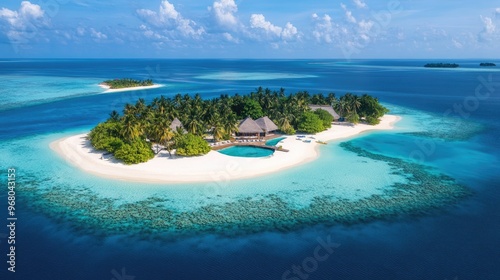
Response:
[[244, 144, 289, 152]]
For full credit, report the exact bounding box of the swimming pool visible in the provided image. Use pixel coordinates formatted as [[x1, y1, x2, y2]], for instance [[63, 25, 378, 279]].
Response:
[[265, 137, 286, 146], [218, 146, 274, 157]]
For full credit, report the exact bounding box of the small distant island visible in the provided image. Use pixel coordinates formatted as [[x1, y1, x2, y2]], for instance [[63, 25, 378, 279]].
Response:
[[100, 78, 154, 89], [424, 63, 459, 68], [480, 63, 496, 67], [99, 78, 163, 93]]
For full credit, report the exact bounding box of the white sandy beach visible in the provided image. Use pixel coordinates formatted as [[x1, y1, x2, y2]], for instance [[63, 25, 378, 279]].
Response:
[[50, 115, 401, 183], [99, 83, 164, 93]]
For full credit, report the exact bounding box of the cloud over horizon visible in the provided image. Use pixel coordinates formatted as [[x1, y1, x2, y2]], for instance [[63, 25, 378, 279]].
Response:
[[0, 0, 499, 58], [137, 0, 205, 40], [0, 1, 50, 49]]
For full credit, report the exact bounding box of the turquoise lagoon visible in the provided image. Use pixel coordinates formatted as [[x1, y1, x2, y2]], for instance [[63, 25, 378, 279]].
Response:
[[2, 103, 474, 238]]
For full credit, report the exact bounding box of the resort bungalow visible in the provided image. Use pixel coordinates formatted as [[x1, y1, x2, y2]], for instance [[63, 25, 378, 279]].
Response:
[[236, 117, 264, 138], [308, 105, 341, 121], [255, 116, 279, 136], [236, 116, 279, 138], [170, 117, 185, 133]]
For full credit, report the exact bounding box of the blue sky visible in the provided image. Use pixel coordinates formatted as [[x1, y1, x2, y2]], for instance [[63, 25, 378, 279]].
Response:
[[0, 0, 499, 58]]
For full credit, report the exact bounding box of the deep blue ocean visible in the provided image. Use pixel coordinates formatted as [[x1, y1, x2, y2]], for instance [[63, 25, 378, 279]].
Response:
[[0, 59, 499, 280]]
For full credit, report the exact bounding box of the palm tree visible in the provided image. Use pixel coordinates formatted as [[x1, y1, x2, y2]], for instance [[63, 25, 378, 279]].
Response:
[[212, 125, 225, 142], [333, 98, 348, 118], [108, 110, 120, 122], [220, 107, 239, 139], [278, 87, 286, 98], [174, 94, 183, 109], [157, 121, 175, 156], [121, 115, 141, 142], [349, 95, 361, 115], [261, 91, 274, 112], [186, 118, 202, 135], [275, 109, 294, 133], [123, 103, 136, 117], [131, 98, 148, 122], [326, 93, 336, 106]]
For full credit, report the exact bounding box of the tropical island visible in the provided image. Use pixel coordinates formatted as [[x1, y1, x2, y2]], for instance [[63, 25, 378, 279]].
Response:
[[424, 63, 460, 68], [480, 62, 496, 67], [51, 88, 399, 183], [99, 78, 163, 93]]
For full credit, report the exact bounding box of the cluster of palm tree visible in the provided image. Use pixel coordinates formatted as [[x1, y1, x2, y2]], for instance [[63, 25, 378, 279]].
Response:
[[103, 78, 154, 89], [109, 94, 240, 152], [105, 88, 387, 152], [333, 93, 388, 124], [332, 93, 361, 122], [235, 87, 325, 133]]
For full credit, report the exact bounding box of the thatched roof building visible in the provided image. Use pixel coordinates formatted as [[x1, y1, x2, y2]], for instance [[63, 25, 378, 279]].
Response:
[[170, 118, 184, 132], [255, 116, 278, 133], [237, 117, 263, 135], [309, 105, 340, 120]]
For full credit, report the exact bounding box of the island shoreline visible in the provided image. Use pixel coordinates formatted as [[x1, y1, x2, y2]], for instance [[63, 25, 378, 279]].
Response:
[[99, 83, 164, 93], [50, 114, 401, 184]]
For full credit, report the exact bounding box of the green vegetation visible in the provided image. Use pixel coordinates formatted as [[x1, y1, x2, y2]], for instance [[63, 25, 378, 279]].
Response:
[[313, 108, 334, 129], [175, 133, 211, 156], [101, 78, 154, 89], [333, 93, 388, 125], [114, 139, 154, 164], [480, 62, 496, 67], [297, 111, 324, 133], [89, 87, 387, 164], [424, 63, 459, 68], [240, 98, 264, 119], [88, 121, 123, 153], [357, 94, 389, 125], [89, 117, 154, 164]]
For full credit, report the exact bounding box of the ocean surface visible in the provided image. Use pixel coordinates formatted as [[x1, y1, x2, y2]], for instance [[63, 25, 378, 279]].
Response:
[[0, 59, 499, 279]]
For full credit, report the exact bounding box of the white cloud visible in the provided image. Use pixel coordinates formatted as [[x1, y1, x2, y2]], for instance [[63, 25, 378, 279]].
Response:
[[137, 0, 204, 39], [90, 28, 107, 40], [139, 24, 166, 40], [250, 14, 299, 42], [209, 0, 299, 47], [478, 15, 498, 42], [312, 11, 391, 57], [352, 0, 367, 9], [358, 20, 373, 34], [312, 13, 336, 43], [496, 8, 500, 16], [480, 16, 495, 34], [281, 22, 298, 41], [341, 3, 356, 23], [160, 1, 179, 19], [0, 1, 50, 48], [250, 14, 282, 37], [76, 27, 86, 36], [452, 39, 463, 49], [211, 0, 238, 28], [0, 1, 48, 30], [222, 32, 239, 43]]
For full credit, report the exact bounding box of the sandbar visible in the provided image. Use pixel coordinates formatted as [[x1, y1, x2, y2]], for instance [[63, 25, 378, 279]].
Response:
[[50, 115, 401, 184], [99, 83, 164, 93]]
